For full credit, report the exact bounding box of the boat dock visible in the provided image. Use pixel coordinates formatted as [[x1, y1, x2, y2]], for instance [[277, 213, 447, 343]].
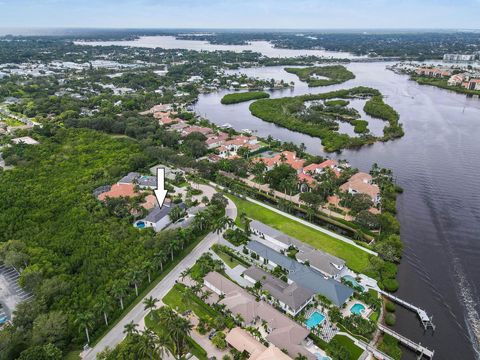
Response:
[[374, 287, 436, 330], [378, 324, 435, 359]]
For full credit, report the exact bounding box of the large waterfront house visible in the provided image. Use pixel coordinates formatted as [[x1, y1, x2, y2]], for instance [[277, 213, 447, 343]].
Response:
[[246, 240, 354, 307], [339, 172, 381, 205], [243, 266, 315, 316], [250, 220, 346, 279]]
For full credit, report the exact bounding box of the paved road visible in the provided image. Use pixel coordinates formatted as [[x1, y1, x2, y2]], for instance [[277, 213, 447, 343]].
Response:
[[82, 185, 236, 359]]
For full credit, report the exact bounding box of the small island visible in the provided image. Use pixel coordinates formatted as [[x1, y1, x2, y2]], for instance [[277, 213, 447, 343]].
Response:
[[221, 91, 270, 104], [284, 65, 355, 87], [249, 86, 403, 152]]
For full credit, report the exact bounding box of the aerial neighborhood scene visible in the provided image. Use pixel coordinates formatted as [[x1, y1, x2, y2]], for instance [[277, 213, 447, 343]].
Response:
[[1, 1, 480, 360]]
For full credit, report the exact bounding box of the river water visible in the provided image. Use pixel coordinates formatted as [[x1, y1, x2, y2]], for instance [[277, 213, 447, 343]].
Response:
[[195, 63, 480, 360], [80, 37, 480, 359]]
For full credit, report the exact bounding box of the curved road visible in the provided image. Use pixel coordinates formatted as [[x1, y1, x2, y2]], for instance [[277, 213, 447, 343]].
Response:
[[82, 184, 236, 360]]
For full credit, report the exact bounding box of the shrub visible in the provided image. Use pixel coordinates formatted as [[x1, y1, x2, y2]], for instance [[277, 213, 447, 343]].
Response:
[[385, 301, 396, 313], [385, 313, 396, 326], [382, 278, 399, 292]]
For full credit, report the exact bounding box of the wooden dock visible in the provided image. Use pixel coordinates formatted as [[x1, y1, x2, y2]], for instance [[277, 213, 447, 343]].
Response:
[[378, 324, 435, 359], [374, 287, 436, 330]]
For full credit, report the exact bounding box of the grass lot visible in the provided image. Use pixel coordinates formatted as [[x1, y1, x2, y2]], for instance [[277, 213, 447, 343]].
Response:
[[227, 194, 370, 273], [213, 247, 242, 268], [163, 283, 222, 323], [145, 311, 208, 360], [332, 334, 364, 360]]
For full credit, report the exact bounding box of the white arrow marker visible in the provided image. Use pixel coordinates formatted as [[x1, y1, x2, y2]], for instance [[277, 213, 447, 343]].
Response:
[[154, 168, 168, 207]]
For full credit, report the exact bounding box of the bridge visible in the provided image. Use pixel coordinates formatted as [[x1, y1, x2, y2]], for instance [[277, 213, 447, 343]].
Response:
[[372, 287, 435, 330], [378, 324, 435, 359]]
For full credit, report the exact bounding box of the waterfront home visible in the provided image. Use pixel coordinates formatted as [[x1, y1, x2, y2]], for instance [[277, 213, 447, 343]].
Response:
[[255, 151, 305, 173], [205, 132, 229, 149], [243, 266, 315, 316], [118, 172, 157, 189], [204, 272, 314, 360], [339, 172, 381, 205], [463, 78, 480, 90], [218, 135, 261, 158], [415, 67, 452, 78], [180, 125, 213, 137], [246, 241, 354, 307], [448, 74, 466, 86], [225, 327, 292, 360], [303, 159, 340, 176], [139, 103, 173, 115], [250, 220, 346, 279]]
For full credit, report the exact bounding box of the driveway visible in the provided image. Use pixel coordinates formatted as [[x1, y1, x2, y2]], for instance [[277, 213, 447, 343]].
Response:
[[82, 187, 237, 359]]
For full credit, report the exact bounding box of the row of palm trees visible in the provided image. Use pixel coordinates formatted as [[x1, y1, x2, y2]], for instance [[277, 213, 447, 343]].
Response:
[[75, 199, 232, 346]]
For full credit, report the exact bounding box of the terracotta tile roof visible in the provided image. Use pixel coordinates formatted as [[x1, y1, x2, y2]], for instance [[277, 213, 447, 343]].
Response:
[[257, 151, 305, 171], [97, 183, 137, 200]]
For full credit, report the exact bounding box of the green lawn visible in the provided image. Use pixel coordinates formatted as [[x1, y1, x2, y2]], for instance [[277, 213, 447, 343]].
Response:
[[227, 195, 370, 273], [331, 334, 364, 360], [213, 247, 242, 268], [163, 283, 220, 322]]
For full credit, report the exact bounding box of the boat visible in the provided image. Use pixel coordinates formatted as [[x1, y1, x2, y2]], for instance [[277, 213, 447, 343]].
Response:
[[221, 123, 233, 128]]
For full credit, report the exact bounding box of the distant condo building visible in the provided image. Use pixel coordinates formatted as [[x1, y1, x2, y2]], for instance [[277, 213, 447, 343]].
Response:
[[443, 53, 477, 62]]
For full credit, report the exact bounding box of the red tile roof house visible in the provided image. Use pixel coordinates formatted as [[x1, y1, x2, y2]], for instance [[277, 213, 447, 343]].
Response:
[[205, 132, 229, 149], [217, 135, 261, 158], [298, 159, 341, 192], [415, 67, 452, 78], [464, 79, 480, 91], [339, 172, 381, 205], [180, 125, 213, 137], [97, 183, 157, 210], [256, 151, 305, 173], [139, 103, 173, 115]]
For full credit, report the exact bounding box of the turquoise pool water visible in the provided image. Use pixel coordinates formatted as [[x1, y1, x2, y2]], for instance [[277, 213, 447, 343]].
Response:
[[134, 221, 146, 229], [315, 355, 331, 360], [342, 275, 365, 291], [350, 303, 366, 315], [305, 311, 325, 329]]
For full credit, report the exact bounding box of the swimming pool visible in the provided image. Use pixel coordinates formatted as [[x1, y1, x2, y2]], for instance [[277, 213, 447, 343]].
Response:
[[134, 221, 146, 229], [350, 303, 366, 315], [342, 275, 365, 291], [305, 311, 325, 329], [315, 354, 331, 360]]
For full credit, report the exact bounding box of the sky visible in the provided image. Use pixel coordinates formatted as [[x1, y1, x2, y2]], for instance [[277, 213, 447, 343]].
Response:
[[0, 0, 480, 30]]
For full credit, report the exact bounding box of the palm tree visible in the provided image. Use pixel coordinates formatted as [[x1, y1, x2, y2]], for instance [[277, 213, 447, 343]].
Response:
[[75, 312, 94, 344], [143, 260, 155, 283], [214, 216, 235, 243], [137, 329, 157, 360], [128, 269, 142, 297], [180, 267, 190, 280], [239, 212, 252, 236], [95, 295, 112, 326], [123, 321, 138, 336], [279, 153, 287, 163], [166, 237, 180, 262], [143, 296, 159, 320], [111, 280, 127, 310], [154, 250, 167, 272], [295, 354, 308, 360]]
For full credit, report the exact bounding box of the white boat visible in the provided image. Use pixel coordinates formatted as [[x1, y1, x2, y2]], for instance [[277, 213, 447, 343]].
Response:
[[221, 123, 233, 128]]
